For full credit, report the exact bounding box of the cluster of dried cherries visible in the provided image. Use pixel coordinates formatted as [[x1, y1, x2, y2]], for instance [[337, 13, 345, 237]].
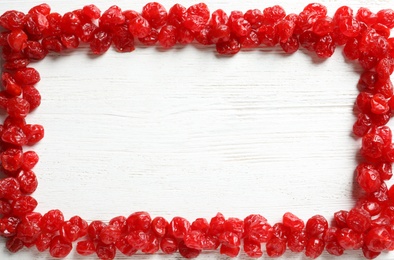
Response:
[[1, 2, 394, 259]]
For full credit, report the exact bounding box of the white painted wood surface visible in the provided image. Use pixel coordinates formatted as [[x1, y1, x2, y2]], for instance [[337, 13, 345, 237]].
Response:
[[1, 0, 394, 259]]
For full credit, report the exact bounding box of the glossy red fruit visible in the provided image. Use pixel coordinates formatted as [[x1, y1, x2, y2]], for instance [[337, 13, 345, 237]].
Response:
[[362, 245, 381, 259], [49, 236, 72, 258], [184, 230, 205, 250], [326, 240, 344, 256], [23, 86, 41, 111], [272, 223, 290, 241], [25, 13, 49, 38], [361, 133, 385, 160], [96, 242, 116, 259], [126, 211, 151, 233], [90, 29, 112, 55], [346, 208, 371, 233], [17, 170, 37, 194], [129, 16, 151, 38], [339, 17, 360, 38], [263, 5, 286, 24], [371, 94, 389, 114], [2, 72, 21, 96], [315, 33, 336, 58], [126, 230, 148, 249], [356, 163, 382, 193], [243, 237, 262, 258], [42, 36, 63, 52], [230, 17, 251, 38], [219, 231, 240, 248], [266, 237, 286, 257], [219, 244, 240, 257], [151, 216, 168, 237], [356, 7, 377, 25], [12, 195, 37, 216], [40, 209, 64, 233], [69, 216, 88, 238], [76, 240, 96, 256], [282, 212, 304, 232], [0, 177, 21, 201], [7, 29, 28, 52], [312, 17, 334, 36], [287, 231, 307, 252], [178, 240, 201, 258], [142, 2, 168, 28], [353, 113, 372, 137], [377, 9, 394, 29], [6, 236, 24, 253], [4, 114, 25, 129], [184, 3, 210, 32], [336, 228, 363, 250], [160, 237, 178, 254], [77, 22, 97, 43], [2, 126, 28, 146], [23, 124, 44, 145], [169, 216, 190, 239], [99, 5, 125, 28], [21, 151, 39, 171], [7, 97, 30, 118], [216, 38, 241, 55], [82, 5, 101, 20], [364, 227, 392, 252], [35, 233, 55, 252], [191, 218, 209, 233], [60, 34, 79, 49], [59, 222, 78, 243], [99, 225, 121, 245], [305, 215, 328, 239], [0, 216, 20, 238], [0, 199, 12, 215], [17, 212, 42, 245], [223, 218, 244, 237], [158, 25, 178, 48], [141, 232, 159, 254], [1, 148, 23, 172], [14, 68, 40, 86], [305, 238, 325, 259], [88, 221, 106, 241], [115, 237, 137, 256], [0, 11, 27, 31], [138, 28, 159, 45], [344, 38, 360, 60], [28, 3, 50, 15], [109, 216, 126, 233]]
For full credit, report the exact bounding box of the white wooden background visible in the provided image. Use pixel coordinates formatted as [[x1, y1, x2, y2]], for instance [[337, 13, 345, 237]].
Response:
[[1, 0, 394, 259]]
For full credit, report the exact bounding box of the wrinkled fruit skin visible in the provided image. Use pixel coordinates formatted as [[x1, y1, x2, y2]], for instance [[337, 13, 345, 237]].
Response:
[[1, 2, 394, 260]]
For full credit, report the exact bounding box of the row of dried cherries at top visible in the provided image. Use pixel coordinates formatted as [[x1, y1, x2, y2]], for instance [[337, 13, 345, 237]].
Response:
[[0, 3, 394, 57], [1, 2, 394, 260]]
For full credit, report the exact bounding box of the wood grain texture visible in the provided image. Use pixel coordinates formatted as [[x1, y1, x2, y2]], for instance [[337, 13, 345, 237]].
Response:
[[1, 0, 394, 259]]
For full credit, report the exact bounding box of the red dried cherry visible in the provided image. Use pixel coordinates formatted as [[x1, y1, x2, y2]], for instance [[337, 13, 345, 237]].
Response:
[[23, 85, 41, 111], [40, 209, 64, 233], [282, 212, 304, 232], [169, 216, 190, 239], [77, 240, 96, 256], [1, 148, 23, 172], [49, 236, 72, 258], [305, 215, 328, 239], [160, 236, 178, 254], [17, 170, 37, 194], [151, 216, 168, 237], [126, 211, 151, 233]]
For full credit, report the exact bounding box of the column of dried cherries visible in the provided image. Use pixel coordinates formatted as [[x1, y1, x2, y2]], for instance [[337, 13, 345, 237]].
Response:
[[0, 2, 394, 259]]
